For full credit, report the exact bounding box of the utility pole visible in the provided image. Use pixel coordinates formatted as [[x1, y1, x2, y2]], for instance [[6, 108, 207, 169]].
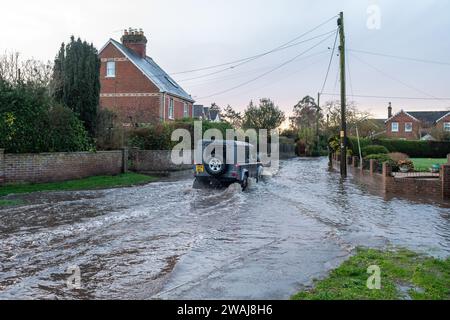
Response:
[[338, 11, 347, 177], [316, 92, 321, 154]]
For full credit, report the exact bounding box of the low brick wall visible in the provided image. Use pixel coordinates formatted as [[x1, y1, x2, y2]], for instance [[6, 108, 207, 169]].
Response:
[[129, 149, 193, 173], [332, 153, 450, 201], [1, 149, 125, 184]]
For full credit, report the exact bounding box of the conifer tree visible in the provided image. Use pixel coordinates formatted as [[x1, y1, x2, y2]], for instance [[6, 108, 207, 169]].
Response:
[[52, 36, 100, 135]]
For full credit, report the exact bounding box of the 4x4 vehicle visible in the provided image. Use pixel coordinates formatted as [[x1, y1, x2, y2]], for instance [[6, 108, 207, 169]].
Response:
[[193, 140, 263, 190]]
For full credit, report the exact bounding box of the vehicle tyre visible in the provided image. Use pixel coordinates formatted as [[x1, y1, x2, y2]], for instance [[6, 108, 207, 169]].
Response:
[[204, 155, 226, 176], [241, 175, 249, 191], [193, 177, 210, 189], [256, 167, 263, 183]]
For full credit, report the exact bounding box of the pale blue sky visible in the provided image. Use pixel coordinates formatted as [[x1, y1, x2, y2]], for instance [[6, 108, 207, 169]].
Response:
[[1, 0, 449, 118]]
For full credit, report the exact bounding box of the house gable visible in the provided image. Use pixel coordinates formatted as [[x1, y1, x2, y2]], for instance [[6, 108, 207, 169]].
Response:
[[385, 110, 420, 124], [99, 39, 194, 103], [99, 41, 161, 94], [435, 112, 450, 124]]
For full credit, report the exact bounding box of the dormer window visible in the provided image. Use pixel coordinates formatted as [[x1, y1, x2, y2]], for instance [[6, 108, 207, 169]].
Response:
[[106, 61, 116, 77]]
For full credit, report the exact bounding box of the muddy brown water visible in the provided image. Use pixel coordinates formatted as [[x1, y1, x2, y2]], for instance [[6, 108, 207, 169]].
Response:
[[0, 158, 449, 299]]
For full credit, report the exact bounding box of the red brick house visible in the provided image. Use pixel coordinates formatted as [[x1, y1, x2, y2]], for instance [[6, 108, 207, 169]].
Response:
[[99, 29, 195, 125], [385, 103, 450, 140]]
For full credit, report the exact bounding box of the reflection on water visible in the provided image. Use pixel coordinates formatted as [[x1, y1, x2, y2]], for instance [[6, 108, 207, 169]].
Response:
[[0, 158, 448, 299]]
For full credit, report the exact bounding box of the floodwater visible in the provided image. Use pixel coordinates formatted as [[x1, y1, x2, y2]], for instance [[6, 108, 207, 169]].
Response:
[[0, 158, 449, 300]]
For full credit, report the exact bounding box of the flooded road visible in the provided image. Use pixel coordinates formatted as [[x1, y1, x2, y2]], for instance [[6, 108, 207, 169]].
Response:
[[0, 158, 449, 299]]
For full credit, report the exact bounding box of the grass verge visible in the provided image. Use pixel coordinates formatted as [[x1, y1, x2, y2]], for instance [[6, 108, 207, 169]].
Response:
[[292, 248, 449, 300], [0, 199, 24, 207], [411, 158, 447, 172], [0, 173, 157, 197]]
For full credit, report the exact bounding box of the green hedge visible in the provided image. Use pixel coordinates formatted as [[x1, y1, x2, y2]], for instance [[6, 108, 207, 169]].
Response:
[[362, 145, 389, 157], [347, 137, 450, 158]]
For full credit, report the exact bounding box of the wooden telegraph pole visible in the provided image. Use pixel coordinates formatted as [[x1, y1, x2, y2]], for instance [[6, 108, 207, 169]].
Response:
[[316, 92, 321, 153], [338, 12, 347, 177]]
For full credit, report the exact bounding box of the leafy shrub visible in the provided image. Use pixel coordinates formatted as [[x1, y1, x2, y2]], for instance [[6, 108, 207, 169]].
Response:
[[45, 105, 93, 152], [365, 154, 399, 172], [362, 145, 389, 157], [388, 152, 409, 162], [0, 80, 92, 153], [365, 154, 391, 162], [348, 136, 371, 155], [95, 109, 124, 150], [398, 159, 415, 171], [128, 120, 234, 151], [128, 124, 174, 150]]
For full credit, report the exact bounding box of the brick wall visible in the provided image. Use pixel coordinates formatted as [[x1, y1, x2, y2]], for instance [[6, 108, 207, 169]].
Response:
[[129, 149, 193, 173], [0, 149, 4, 184], [1, 151, 125, 184], [384, 175, 442, 198], [332, 154, 450, 201], [442, 165, 450, 199]]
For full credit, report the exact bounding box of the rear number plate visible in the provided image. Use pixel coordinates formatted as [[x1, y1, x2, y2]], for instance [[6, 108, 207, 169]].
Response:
[[196, 165, 205, 173]]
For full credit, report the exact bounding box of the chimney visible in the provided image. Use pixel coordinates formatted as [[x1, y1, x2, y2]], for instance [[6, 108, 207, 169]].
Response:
[[388, 102, 392, 119], [121, 28, 148, 58]]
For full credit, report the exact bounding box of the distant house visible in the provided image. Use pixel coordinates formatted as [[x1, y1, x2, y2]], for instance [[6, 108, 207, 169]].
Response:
[[385, 103, 450, 140], [98, 28, 195, 125], [193, 105, 221, 122]]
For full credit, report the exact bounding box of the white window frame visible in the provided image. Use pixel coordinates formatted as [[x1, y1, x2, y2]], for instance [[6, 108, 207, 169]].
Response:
[[405, 122, 413, 133], [168, 98, 174, 120], [444, 122, 450, 132], [183, 103, 189, 118], [106, 61, 116, 78], [391, 122, 399, 132]]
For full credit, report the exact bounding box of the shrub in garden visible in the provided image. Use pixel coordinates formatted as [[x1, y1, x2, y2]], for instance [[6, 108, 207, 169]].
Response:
[[0, 80, 92, 153], [365, 154, 399, 172], [388, 152, 409, 162], [362, 145, 389, 157]]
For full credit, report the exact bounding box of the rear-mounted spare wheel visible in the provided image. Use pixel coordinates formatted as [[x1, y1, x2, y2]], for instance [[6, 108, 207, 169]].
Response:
[[205, 156, 226, 176]]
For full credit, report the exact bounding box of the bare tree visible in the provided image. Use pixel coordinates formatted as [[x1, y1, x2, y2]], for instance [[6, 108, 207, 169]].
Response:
[[0, 51, 52, 87]]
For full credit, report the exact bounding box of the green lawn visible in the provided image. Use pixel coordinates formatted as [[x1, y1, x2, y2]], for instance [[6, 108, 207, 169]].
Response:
[[292, 248, 449, 300], [0, 199, 24, 207], [0, 173, 157, 197], [411, 158, 447, 172]]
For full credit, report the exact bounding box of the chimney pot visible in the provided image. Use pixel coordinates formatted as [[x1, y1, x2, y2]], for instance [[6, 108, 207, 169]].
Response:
[[121, 27, 148, 58], [388, 102, 393, 119]]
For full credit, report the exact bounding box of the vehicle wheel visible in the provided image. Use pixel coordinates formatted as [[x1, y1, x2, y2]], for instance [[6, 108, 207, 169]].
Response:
[[193, 177, 210, 189], [256, 167, 263, 183], [204, 156, 226, 176], [241, 175, 249, 191]]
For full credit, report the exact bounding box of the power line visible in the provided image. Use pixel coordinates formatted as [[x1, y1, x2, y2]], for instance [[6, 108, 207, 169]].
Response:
[[185, 50, 329, 88], [350, 52, 442, 99], [197, 32, 337, 100], [321, 93, 450, 101], [348, 48, 450, 67], [170, 15, 339, 75], [178, 30, 337, 83], [319, 28, 339, 94], [214, 53, 331, 100]]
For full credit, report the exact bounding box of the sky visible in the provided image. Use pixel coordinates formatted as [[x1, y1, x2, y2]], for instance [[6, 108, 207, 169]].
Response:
[[1, 0, 449, 118]]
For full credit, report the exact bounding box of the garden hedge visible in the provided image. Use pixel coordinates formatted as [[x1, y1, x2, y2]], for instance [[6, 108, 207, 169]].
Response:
[[347, 137, 450, 158]]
